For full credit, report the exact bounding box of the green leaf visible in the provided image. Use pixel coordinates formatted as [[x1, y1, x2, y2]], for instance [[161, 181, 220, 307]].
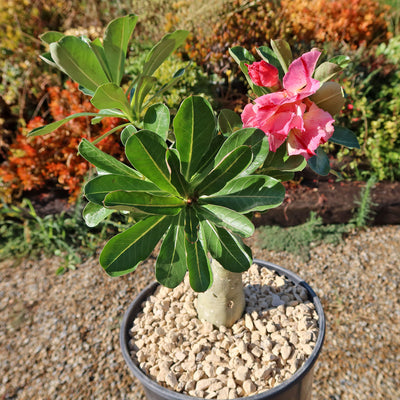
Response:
[[84, 174, 162, 205], [151, 66, 187, 100], [263, 143, 306, 172], [173, 96, 216, 180], [27, 112, 107, 137], [308, 147, 330, 176], [50, 36, 109, 92], [196, 146, 252, 195], [329, 55, 351, 69], [218, 109, 242, 135], [200, 221, 252, 273], [39, 52, 59, 69], [196, 204, 254, 237], [256, 46, 285, 79], [329, 126, 360, 149], [104, 191, 184, 215], [188, 135, 226, 187], [206, 176, 285, 213], [184, 208, 212, 292], [167, 149, 190, 197], [313, 62, 343, 82], [91, 83, 132, 118], [143, 103, 170, 141], [142, 30, 189, 77], [82, 201, 114, 227], [100, 215, 171, 276], [229, 46, 266, 97], [40, 31, 64, 44], [215, 128, 269, 175], [156, 212, 187, 288], [125, 130, 179, 195], [91, 108, 126, 125], [103, 14, 138, 85], [270, 39, 293, 73], [132, 75, 157, 118], [78, 138, 141, 178], [121, 125, 137, 146], [88, 37, 113, 82]]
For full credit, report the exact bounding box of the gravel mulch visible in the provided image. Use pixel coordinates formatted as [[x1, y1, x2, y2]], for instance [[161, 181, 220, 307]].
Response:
[[1, 225, 399, 400]]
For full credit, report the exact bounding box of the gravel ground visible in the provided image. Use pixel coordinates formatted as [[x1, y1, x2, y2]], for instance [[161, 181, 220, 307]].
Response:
[[1, 225, 399, 400]]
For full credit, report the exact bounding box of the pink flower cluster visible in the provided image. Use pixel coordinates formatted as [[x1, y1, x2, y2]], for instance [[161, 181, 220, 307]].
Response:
[[242, 51, 334, 160]]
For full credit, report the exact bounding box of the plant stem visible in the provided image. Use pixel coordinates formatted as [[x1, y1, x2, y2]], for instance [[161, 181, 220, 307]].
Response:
[[196, 258, 245, 328]]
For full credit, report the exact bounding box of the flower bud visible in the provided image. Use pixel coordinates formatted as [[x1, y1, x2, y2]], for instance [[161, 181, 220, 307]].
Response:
[[309, 81, 345, 116], [245, 61, 280, 88]]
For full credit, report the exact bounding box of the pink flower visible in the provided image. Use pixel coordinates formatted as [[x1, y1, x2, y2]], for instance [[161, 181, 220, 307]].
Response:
[[287, 100, 334, 159], [242, 50, 334, 160], [245, 61, 280, 88]]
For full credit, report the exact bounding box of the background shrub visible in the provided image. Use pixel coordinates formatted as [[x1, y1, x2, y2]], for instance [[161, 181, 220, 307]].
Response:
[[0, 81, 124, 203]]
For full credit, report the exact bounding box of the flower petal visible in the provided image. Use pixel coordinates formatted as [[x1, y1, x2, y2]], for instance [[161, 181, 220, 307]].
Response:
[[287, 102, 334, 159], [283, 50, 321, 99]]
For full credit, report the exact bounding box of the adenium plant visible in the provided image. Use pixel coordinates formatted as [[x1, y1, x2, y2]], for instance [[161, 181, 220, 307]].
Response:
[[30, 17, 359, 328]]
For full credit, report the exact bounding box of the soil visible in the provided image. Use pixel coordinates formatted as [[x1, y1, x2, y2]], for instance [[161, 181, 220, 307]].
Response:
[[253, 172, 400, 227], [27, 171, 400, 227]]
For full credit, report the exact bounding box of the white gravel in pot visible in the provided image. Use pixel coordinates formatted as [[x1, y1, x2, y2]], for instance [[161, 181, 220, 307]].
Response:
[[129, 264, 319, 399]]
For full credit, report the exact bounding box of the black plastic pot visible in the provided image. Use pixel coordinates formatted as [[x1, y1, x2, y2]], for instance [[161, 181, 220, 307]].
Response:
[[120, 260, 326, 400]]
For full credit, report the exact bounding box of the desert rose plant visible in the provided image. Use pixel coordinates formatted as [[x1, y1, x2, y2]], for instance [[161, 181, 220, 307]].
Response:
[[29, 17, 359, 328]]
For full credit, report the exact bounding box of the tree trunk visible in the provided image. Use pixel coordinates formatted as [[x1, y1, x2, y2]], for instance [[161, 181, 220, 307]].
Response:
[[196, 259, 245, 328]]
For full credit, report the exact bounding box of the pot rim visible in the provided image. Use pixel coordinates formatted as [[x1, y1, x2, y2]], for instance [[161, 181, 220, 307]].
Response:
[[120, 259, 326, 399]]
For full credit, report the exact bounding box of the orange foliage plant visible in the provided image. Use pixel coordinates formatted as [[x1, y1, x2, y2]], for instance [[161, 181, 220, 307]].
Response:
[[0, 81, 125, 202]]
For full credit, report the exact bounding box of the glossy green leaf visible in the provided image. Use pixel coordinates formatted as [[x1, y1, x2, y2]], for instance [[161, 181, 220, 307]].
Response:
[[132, 75, 157, 117], [184, 208, 212, 292], [200, 221, 252, 273], [121, 125, 137, 145], [229, 46, 266, 97], [308, 147, 330, 176], [142, 30, 189, 77], [49, 36, 109, 92], [103, 14, 138, 85], [206, 176, 285, 213], [313, 62, 343, 82], [263, 142, 306, 172], [91, 83, 132, 118], [143, 103, 170, 140], [215, 127, 269, 175], [82, 201, 114, 227], [104, 191, 184, 215], [27, 112, 109, 137], [40, 31, 64, 44], [218, 109, 242, 135], [270, 39, 292, 73], [88, 38, 113, 82], [196, 204, 254, 237], [39, 52, 59, 69], [125, 130, 179, 195], [329, 126, 360, 149], [256, 46, 285, 79], [91, 108, 126, 125], [329, 55, 351, 69], [173, 96, 216, 180], [84, 174, 162, 205], [188, 135, 226, 187], [156, 212, 187, 288], [196, 146, 252, 195], [167, 149, 190, 197], [78, 138, 141, 178], [100, 215, 171, 276]]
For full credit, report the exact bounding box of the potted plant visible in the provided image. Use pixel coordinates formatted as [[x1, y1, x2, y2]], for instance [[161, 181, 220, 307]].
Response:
[[30, 14, 360, 400]]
